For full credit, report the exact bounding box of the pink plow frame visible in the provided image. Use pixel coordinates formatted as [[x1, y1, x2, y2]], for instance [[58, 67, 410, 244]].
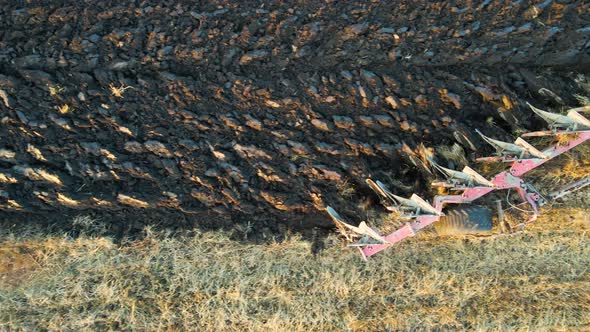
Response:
[[362, 132, 590, 258]]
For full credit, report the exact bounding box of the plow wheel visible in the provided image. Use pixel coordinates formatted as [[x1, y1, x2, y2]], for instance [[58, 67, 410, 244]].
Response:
[[434, 206, 493, 235]]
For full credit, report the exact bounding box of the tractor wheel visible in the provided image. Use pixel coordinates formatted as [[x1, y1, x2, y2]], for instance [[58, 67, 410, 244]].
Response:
[[434, 205, 493, 235]]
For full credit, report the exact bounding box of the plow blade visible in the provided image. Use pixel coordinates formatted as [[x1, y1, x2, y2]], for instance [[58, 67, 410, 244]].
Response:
[[367, 179, 442, 217], [476, 129, 546, 160], [528, 102, 590, 131], [428, 156, 495, 187], [344, 221, 389, 245], [325, 206, 389, 245], [326, 206, 355, 242], [366, 179, 399, 206], [366, 179, 418, 215], [409, 194, 443, 216], [462, 166, 496, 187], [477, 129, 527, 157]]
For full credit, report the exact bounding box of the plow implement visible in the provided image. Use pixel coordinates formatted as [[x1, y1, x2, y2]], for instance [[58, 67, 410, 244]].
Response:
[[327, 104, 590, 259]]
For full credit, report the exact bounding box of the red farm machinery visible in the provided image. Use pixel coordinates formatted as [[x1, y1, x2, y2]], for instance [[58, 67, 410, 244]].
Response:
[[326, 103, 590, 259]]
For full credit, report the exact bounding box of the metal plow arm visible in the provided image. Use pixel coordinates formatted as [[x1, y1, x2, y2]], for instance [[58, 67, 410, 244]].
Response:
[[549, 177, 590, 200], [362, 216, 437, 257]]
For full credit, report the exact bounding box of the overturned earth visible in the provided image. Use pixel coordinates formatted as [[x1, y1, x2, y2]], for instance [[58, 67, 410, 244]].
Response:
[[1, 1, 589, 239]]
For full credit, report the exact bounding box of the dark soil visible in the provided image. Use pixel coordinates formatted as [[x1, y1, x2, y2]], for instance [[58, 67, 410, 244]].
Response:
[[1, 1, 589, 239]]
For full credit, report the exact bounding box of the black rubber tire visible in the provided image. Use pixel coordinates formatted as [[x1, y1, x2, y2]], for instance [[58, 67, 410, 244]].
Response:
[[434, 205, 493, 235]]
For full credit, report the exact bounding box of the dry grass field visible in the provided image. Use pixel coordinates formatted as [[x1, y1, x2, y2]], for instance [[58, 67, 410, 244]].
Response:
[[1, 208, 589, 331]]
